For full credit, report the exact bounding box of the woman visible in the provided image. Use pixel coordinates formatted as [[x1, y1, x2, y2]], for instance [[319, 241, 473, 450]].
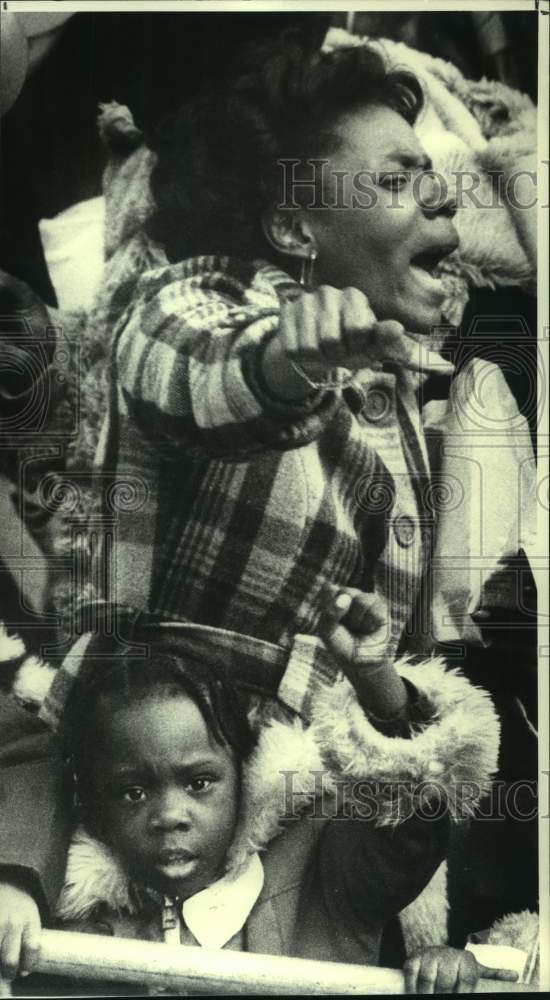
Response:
[[98, 38, 460, 712]]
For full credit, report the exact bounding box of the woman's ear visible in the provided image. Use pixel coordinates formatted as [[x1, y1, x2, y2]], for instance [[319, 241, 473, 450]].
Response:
[[261, 207, 317, 262]]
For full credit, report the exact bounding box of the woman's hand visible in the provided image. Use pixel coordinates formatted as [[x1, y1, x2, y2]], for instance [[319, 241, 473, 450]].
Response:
[[319, 586, 408, 721], [261, 285, 452, 401], [403, 946, 519, 994], [280, 285, 413, 373], [0, 881, 42, 981]]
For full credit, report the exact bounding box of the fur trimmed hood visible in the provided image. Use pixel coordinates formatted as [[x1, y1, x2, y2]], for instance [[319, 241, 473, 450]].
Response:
[[8, 651, 500, 855]]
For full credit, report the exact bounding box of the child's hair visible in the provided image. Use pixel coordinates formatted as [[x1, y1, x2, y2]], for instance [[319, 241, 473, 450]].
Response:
[[61, 646, 257, 817]]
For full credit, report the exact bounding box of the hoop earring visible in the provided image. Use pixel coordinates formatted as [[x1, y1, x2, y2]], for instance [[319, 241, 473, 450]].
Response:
[[64, 754, 83, 812], [299, 247, 318, 291]]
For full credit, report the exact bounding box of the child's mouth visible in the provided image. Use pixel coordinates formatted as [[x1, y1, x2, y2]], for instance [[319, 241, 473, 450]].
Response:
[[155, 848, 198, 870]]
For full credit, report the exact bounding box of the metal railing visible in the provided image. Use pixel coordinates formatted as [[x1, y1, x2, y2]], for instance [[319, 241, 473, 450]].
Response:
[[0, 930, 541, 995]]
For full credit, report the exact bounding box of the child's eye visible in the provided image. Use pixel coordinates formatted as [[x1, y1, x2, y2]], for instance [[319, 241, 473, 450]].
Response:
[[186, 777, 214, 794], [122, 786, 147, 803]]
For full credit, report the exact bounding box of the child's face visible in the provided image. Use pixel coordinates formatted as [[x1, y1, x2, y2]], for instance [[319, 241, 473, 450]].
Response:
[[90, 691, 240, 900]]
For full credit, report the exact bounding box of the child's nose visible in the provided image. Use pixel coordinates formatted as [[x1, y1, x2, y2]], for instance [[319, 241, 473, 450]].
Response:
[[150, 788, 191, 830]]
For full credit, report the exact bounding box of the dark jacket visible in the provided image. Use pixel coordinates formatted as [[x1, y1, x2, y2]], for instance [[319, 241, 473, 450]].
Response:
[[0, 694, 69, 915]]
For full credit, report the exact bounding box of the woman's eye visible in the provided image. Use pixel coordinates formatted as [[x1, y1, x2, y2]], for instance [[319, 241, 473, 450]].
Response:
[[378, 172, 410, 190], [122, 786, 147, 803]]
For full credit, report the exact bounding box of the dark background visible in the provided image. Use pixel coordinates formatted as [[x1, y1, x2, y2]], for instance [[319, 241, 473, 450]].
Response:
[[0, 10, 539, 301]]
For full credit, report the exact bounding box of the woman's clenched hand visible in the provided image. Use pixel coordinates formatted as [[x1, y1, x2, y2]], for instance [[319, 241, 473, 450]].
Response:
[[281, 285, 415, 372], [261, 285, 452, 401]]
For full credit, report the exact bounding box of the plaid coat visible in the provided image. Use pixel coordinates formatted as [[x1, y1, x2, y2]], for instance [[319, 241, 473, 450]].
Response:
[[93, 255, 435, 712]]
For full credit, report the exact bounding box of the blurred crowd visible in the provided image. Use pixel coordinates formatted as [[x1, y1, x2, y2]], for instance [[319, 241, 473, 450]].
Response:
[[0, 10, 538, 301]]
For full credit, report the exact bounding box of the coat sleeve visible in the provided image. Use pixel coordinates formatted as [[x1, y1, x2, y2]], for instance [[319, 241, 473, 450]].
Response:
[[114, 261, 339, 460], [0, 694, 70, 917], [298, 657, 501, 960], [311, 655, 501, 827], [310, 797, 449, 959]]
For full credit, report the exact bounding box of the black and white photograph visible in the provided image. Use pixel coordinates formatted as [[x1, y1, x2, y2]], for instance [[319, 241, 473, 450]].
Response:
[[0, 1, 548, 995]]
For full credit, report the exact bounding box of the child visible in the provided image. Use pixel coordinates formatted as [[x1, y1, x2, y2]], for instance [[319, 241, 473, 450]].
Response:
[[0, 592, 517, 993]]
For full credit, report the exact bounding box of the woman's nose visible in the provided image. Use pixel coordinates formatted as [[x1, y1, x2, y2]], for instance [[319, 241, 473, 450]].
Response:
[[420, 173, 457, 219], [150, 789, 191, 830]]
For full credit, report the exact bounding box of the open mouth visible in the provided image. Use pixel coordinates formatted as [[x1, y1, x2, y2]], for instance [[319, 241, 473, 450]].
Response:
[[156, 848, 197, 865], [410, 241, 458, 274], [409, 242, 458, 292]]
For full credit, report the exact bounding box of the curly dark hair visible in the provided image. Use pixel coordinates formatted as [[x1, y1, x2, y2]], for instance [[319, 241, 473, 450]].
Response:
[[147, 35, 424, 264], [61, 643, 257, 818]]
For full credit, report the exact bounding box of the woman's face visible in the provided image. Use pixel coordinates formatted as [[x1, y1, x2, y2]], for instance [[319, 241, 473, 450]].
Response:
[[303, 104, 459, 335]]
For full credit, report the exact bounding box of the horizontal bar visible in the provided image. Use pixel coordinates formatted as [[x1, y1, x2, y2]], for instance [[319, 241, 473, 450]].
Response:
[[18, 930, 540, 995]]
